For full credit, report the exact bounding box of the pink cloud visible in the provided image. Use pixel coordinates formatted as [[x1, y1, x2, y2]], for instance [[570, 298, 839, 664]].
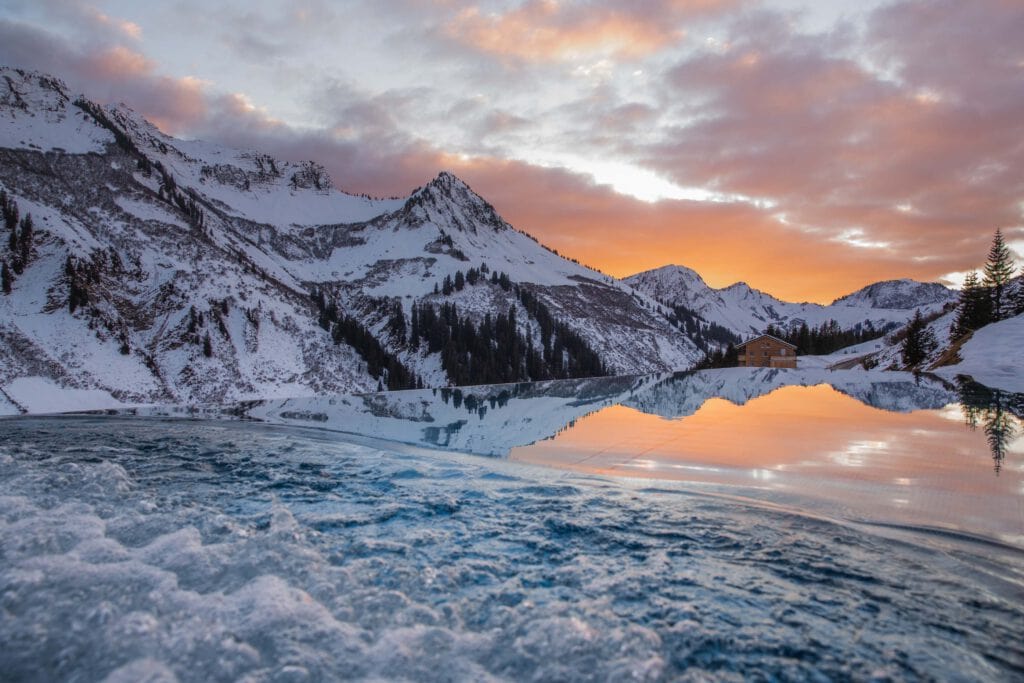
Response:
[[442, 0, 739, 62], [639, 1, 1024, 285]]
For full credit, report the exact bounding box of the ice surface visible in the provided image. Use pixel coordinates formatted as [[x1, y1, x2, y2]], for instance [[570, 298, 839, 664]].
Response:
[[1, 416, 1022, 681], [2, 376, 125, 413]]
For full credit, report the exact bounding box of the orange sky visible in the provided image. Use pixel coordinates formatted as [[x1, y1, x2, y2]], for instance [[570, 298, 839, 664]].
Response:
[[1, 1, 1021, 303]]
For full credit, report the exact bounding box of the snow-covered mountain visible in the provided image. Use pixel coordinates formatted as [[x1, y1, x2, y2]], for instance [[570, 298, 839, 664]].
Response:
[[831, 279, 954, 310], [624, 265, 956, 339], [828, 278, 1022, 388], [0, 67, 700, 410]]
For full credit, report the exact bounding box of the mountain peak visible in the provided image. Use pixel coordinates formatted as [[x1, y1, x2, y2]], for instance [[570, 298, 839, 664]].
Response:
[[421, 171, 480, 203], [1, 66, 73, 112], [831, 279, 955, 309], [406, 170, 508, 234], [0, 67, 118, 154], [626, 264, 709, 289], [428, 170, 469, 189]]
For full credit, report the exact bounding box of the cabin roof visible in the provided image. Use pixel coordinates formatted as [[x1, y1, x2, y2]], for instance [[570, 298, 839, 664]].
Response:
[[736, 334, 798, 350]]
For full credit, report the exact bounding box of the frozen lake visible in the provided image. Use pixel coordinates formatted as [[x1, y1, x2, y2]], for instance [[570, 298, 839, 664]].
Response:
[[1, 368, 1022, 680]]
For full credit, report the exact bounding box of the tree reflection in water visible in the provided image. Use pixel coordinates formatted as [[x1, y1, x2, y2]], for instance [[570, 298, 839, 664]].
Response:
[[956, 378, 1023, 474]]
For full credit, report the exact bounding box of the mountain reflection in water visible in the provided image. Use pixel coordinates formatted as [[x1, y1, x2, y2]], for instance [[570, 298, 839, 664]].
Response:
[[113, 368, 1023, 548]]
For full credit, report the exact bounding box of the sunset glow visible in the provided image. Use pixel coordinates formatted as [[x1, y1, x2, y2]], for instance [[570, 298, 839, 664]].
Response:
[[1, 1, 1021, 302], [509, 383, 1024, 535]]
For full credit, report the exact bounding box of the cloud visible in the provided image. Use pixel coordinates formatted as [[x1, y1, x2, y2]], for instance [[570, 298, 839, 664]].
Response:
[[0, 1, 1020, 303], [4, 0, 143, 42], [0, 19, 208, 134], [638, 1, 1024, 286], [442, 156, 968, 301], [442, 0, 739, 63]]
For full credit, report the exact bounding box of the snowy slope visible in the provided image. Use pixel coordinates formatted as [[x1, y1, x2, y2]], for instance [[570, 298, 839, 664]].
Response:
[[624, 265, 956, 339], [859, 307, 958, 372], [0, 67, 699, 407], [934, 314, 1024, 393], [0, 71, 113, 153]]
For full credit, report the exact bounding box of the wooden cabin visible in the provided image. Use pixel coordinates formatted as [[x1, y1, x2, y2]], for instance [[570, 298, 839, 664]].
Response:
[[736, 334, 798, 368]]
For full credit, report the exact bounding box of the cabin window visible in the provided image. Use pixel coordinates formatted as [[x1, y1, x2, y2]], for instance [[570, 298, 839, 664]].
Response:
[[780, 349, 786, 356]]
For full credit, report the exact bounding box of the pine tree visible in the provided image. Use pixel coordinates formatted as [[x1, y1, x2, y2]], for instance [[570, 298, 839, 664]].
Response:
[[7, 218, 16, 255], [202, 333, 213, 358], [3, 199, 18, 234], [18, 213, 33, 268], [951, 271, 993, 338], [410, 303, 420, 349], [1015, 265, 1024, 316], [1, 259, 11, 295], [901, 309, 937, 369], [983, 228, 1016, 321], [387, 301, 407, 341]]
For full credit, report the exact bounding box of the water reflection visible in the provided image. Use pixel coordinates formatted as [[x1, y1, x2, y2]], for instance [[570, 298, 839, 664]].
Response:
[[113, 368, 1022, 470], [957, 378, 1024, 475], [102, 368, 1024, 546]]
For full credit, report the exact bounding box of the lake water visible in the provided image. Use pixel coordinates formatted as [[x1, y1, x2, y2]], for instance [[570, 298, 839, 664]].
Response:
[[1, 368, 1022, 680]]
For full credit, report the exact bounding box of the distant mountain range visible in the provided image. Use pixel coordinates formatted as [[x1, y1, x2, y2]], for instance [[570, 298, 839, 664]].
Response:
[[623, 265, 955, 340], [0, 67, 957, 410]]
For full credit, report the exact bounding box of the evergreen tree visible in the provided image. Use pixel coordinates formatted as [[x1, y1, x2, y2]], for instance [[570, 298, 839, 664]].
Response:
[[762, 318, 888, 356], [410, 303, 420, 349], [387, 301, 407, 341], [1, 259, 11, 295], [3, 198, 18, 235], [983, 228, 1016, 321], [454, 270, 465, 291], [18, 214, 33, 267], [951, 271, 993, 338], [442, 275, 453, 296], [694, 343, 740, 369], [1015, 265, 1024, 316], [900, 309, 937, 368], [202, 333, 213, 358]]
